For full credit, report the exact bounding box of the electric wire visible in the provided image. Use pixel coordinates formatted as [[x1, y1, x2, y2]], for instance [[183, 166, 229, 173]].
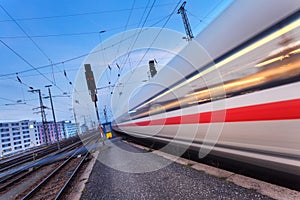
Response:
[[113, 0, 182, 103], [0, 14, 175, 39], [0, 40, 54, 84], [115, 0, 136, 56], [120, 0, 155, 70], [0, 4, 66, 94], [0, 14, 171, 79], [0, 4, 52, 62], [0, 3, 175, 23]]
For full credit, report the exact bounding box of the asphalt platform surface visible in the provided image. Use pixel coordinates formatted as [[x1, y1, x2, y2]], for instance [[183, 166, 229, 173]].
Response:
[[80, 140, 272, 200]]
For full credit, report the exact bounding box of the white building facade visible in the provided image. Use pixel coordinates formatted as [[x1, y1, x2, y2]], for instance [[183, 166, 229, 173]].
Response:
[[61, 121, 78, 139], [0, 120, 40, 157]]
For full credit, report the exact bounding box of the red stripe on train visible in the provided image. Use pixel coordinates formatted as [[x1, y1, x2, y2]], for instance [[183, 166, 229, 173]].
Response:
[[119, 98, 300, 126]]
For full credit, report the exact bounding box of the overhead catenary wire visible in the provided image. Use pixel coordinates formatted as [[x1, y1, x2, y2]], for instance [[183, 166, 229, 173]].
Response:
[[0, 39, 64, 93], [1, 72, 91, 120], [0, 5, 181, 115], [119, 0, 155, 71], [0, 96, 19, 103], [110, 0, 151, 81], [0, 13, 172, 79], [0, 14, 176, 40], [0, 3, 175, 23], [135, 0, 183, 67], [0, 67, 79, 81], [0, 4, 52, 62], [110, 0, 156, 94], [0, 96, 37, 108], [112, 0, 182, 101], [0, 32, 140, 78], [0, 54, 173, 81], [186, 0, 224, 30], [115, 0, 136, 56], [1, 3, 177, 123], [0, 40, 54, 84], [0, 4, 67, 95], [102, 0, 135, 90]]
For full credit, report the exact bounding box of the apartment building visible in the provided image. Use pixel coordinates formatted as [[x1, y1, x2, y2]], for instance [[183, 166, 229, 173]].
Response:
[[61, 121, 78, 139], [37, 121, 78, 144], [37, 121, 63, 144], [0, 120, 40, 157]]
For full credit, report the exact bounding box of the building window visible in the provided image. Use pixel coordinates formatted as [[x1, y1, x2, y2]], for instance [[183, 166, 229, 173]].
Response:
[[24, 139, 30, 143], [22, 126, 29, 130], [23, 131, 29, 134], [0, 128, 9, 132], [0, 123, 9, 127], [14, 146, 22, 150], [21, 122, 28, 126], [23, 135, 30, 139], [3, 149, 11, 153], [13, 132, 20, 136], [14, 141, 21, 145], [1, 133, 10, 137], [2, 143, 11, 148], [24, 144, 30, 148], [11, 123, 19, 126], [12, 127, 20, 131], [13, 136, 21, 140], [1, 138, 10, 143]]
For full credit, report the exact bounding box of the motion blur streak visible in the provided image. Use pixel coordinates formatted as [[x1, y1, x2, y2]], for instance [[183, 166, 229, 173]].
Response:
[[114, 2, 300, 176]]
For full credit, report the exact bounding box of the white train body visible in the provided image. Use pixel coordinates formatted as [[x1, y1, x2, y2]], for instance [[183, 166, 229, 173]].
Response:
[[114, 0, 300, 175]]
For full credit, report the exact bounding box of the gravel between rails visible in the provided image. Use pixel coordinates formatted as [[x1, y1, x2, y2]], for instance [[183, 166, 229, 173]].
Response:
[[21, 156, 83, 200], [60, 154, 92, 200], [0, 162, 60, 200], [80, 141, 273, 200]]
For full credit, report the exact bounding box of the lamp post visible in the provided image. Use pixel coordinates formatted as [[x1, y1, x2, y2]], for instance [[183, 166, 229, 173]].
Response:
[[45, 85, 60, 150]]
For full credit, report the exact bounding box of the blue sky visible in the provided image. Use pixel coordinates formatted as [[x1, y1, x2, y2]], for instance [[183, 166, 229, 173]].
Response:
[[0, 0, 232, 123]]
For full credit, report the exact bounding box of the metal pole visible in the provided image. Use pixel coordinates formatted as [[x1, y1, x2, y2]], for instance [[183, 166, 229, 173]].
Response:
[[94, 96, 103, 137], [104, 106, 108, 123], [36, 89, 49, 145], [73, 108, 80, 135], [93, 93, 104, 138], [46, 85, 61, 150]]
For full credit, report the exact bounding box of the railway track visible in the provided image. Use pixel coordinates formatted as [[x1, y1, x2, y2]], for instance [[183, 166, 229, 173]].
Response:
[[20, 133, 101, 200], [0, 166, 40, 192], [0, 132, 99, 175], [20, 151, 89, 200], [0, 133, 101, 199], [0, 140, 81, 191], [0, 136, 80, 173]]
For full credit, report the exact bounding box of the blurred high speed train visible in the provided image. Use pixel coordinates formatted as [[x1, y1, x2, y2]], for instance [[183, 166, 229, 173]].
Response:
[[113, 1, 300, 175]]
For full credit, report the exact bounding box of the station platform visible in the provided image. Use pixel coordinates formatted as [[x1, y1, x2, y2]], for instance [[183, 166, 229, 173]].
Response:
[[80, 139, 273, 200]]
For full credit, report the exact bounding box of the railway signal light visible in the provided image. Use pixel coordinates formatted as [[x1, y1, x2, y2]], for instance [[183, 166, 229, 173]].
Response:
[[84, 64, 97, 102]]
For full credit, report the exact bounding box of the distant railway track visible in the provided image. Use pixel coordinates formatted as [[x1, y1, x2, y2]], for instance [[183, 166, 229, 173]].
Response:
[[0, 136, 80, 173], [0, 133, 101, 198]]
